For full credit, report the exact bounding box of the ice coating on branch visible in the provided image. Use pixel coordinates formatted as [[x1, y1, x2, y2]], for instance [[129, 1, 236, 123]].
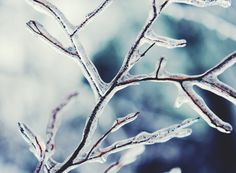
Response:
[[197, 78, 236, 105], [72, 33, 109, 97], [98, 117, 198, 157], [181, 82, 232, 133], [173, 52, 235, 133], [203, 51, 236, 77], [26, 20, 76, 56], [172, 0, 231, 8], [155, 57, 168, 78], [145, 30, 186, 49], [26, 0, 75, 34], [18, 122, 45, 160], [127, 51, 142, 68], [111, 112, 139, 132]]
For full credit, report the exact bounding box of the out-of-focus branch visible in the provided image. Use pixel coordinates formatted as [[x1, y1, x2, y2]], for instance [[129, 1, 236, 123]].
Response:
[[166, 5, 236, 42], [104, 145, 145, 173]]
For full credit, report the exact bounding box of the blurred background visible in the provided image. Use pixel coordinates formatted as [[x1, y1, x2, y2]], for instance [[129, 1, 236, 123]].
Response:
[[0, 0, 236, 172]]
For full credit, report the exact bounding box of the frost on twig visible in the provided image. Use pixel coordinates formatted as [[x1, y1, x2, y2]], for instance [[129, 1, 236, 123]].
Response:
[[104, 145, 145, 173]]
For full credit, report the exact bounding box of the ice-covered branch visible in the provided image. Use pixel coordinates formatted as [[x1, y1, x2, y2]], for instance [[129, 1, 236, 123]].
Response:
[[172, 0, 231, 8], [26, 0, 107, 99], [118, 52, 236, 133], [26, 20, 77, 56], [26, 0, 75, 34], [144, 30, 186, 49], [72, 0, 114, 36], [73, 117, 199, 165], [202, 51, 236, 77], [22, 0, 236, 172], [113, 0, 170, 80], [46, 92, 78, 156], [18, 123, 45, 160], [69, 117, 198, 168], [179, 82, 233, 133], [18, 92, 78, 173], [86, 112, 140, 159]]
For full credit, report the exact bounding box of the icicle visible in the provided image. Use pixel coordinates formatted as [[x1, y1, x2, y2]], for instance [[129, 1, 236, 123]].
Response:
[[175, 84, 190, 108], [145, 30, 186, 49], [18, 122, 45, 160], [111, 112, 139, 132]]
